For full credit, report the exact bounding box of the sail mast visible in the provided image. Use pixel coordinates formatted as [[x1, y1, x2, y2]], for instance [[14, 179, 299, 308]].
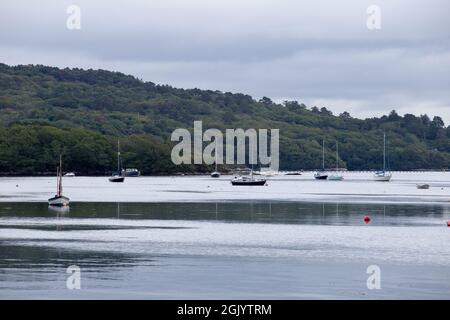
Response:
[[117, 140, 120, 174], [215, 141, 218, 172], [336, 141, 339, 170], [322, 139, 325, 171], [58, 154, 62, 197], [250, 142, 254, 178], [56, 165, 59, 196], [383, 133, 386, 172]]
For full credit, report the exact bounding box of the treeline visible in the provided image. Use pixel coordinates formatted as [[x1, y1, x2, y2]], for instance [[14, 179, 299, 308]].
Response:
[[0, 126, 212, 175], [0, 63, 449, 175]]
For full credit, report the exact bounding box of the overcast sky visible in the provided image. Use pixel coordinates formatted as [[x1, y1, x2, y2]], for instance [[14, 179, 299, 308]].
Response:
[[1, 0, 449, 124]]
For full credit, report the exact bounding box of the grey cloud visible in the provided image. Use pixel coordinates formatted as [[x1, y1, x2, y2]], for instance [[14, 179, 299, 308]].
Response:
[[0, 0, 449, 123]]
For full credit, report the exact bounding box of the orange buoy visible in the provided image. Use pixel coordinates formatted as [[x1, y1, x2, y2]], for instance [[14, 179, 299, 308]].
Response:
[[364, 215, 371, 224]]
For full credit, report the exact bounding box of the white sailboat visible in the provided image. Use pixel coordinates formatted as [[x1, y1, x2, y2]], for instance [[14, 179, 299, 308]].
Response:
[[48, 155, 70, 206], [328, 141, 343, 181], [211, 157, 220, 178], [374, 133, 392, 181], [231, 144, 266, 186], [314, 139, 328, 180], [210, 142, 221, 178], [109, 140, 125, 183]]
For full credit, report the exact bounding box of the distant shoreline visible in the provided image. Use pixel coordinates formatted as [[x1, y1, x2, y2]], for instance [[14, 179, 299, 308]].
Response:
[[0, 169, 449, 178]]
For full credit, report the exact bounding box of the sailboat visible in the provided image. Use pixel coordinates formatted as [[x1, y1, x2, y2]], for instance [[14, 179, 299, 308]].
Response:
[[210, 151, 220, 178], [48, 155, 70, 206], [314, 139, 328, 180], [328, 141, 344, 181], [109, 140, 125, 183], [373, 133, 392, 181], [231, 145, 266, 186]]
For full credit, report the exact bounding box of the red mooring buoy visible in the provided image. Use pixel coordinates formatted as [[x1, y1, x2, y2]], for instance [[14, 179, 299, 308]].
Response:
[[364, 215, 371, 224], [447, 220, 450, 227]]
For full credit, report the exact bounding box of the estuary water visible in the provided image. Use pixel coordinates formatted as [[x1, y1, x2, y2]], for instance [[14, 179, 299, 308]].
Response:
[[1, 201, 449, 299]]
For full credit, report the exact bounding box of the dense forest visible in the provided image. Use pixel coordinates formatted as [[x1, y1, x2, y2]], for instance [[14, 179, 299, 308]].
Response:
[[0, 63, 449, 175]]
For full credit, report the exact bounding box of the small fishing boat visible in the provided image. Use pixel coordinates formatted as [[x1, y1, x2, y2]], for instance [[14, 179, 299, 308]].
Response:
[[328, 141, 344, 181], [64, 172, 75, 177], [109, 140, 125, 183], [314, 140, 328, 180], [416, 184, 430, 190], [48, 155, 70, 207], [373, 133, 392, 182]]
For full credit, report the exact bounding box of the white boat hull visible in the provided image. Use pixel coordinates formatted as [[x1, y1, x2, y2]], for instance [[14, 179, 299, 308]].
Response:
[[328, 175, 344, 181], [48, 195, 70, 206], [373, 173, 392, 181], [211, 171, 220, 178]]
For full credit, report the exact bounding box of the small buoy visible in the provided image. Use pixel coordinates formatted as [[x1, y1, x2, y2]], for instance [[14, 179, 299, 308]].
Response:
[[364, 215, 371, 224], [16, 184, 19, 187], [447, 221, 450, 227]]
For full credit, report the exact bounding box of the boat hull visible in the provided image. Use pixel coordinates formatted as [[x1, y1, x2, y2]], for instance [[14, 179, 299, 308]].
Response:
[[123, 170, 140, 177], [328, 175, 343, 181], [373, 173, 392, 181], [109, 176, 125, 183], [48, 195, 70, 206], [314, 174, 328, 180], [231, 179, 266, 186], [211, 172, 220, 178]]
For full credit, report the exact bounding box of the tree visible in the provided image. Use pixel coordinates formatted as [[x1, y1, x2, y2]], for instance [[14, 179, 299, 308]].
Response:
[[432, 116, 445, 128], [320, 107, 332, 116], [388, 110, 400, 121], [259, 96, 273, 105], [339, 111, 351, 119]]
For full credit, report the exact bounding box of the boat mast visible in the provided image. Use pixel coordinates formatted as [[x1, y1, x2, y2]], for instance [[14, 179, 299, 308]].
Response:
[[117, 140, 121, 174], [215, 141, 218, 172], [383, 133, 386, 172], [56, 165, 59, 196], [336, 141, 339, 171], [250, 142, 254, 178], [58, 154, 62, 197], [322, 139, 325, 171]]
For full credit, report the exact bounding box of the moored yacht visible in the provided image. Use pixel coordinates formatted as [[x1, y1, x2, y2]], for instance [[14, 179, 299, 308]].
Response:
[[231, 175, 266, 186], [231, 145, 266, 186], [211, 159, 220, 178], [109, 140, 125, 183], [373, 133, 392, 182], [328, 141, 344, 181], [314, 139, 328, 180], [48, 155, 70, 207]]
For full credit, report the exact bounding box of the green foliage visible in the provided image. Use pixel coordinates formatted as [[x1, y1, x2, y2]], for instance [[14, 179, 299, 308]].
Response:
[[0, 63, 449, 174]]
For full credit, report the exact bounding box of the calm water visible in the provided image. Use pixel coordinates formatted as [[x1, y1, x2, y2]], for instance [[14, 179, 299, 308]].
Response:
[[0, 201, 449, 299]]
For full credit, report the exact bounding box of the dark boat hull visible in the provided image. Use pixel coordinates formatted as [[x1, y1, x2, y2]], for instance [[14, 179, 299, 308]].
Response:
[[109, 176, 125, 183], [314, 175, 328, 180], [231, 179, 267, 186]]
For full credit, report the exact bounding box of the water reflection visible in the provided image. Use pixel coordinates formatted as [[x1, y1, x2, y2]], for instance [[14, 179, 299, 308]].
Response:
[[1, 201, 449, 299], [0, 201, 448, 226]]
